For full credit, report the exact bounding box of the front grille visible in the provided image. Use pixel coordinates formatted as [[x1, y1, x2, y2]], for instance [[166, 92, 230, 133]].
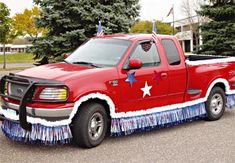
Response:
[[0, 73, 65, 102], [0, 74, 31, 101]]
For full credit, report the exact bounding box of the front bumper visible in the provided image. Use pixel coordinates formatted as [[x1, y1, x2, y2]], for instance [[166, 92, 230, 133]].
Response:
[[0, 101, 73, 122]]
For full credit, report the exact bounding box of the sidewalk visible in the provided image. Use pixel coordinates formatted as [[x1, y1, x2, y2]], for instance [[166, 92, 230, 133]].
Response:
[[0, 63, 34, 68], [0, 63, 34, 77]]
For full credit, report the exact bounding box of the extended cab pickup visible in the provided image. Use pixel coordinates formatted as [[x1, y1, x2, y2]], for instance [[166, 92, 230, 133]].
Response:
[[1, 34, 235, 148]]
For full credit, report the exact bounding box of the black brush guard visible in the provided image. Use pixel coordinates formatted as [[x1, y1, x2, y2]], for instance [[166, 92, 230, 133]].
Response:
[[0, 73, 66, 131]]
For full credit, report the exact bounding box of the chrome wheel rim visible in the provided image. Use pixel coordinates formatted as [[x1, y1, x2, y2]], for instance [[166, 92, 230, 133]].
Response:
[[210, 93, 223, 115], [88, 112, 104, 141]]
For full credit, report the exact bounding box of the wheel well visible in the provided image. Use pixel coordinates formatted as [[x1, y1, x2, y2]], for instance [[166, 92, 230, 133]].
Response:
[[79, 98, 111, 119], [213, 83, 226, 92]]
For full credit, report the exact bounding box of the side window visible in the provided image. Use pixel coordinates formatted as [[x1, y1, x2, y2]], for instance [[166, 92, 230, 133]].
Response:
[[130, 41, 160, 67], [161, 39, 181, 65]]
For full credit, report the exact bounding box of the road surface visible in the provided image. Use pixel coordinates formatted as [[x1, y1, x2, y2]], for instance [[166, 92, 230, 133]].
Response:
[[0, 110, 234, 163]]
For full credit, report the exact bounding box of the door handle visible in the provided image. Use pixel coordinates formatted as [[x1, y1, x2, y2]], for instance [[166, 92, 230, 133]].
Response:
[[160, 72, 168, 79]]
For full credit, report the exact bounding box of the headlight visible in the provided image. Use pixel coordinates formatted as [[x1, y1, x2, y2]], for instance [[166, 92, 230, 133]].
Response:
[[35, 86, 69, 102]]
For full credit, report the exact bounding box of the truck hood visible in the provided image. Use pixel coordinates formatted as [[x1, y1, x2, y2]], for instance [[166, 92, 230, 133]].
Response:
[[17, 63, 112, 82]]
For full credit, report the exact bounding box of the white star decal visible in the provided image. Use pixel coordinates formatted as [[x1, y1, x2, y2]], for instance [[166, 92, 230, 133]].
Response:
[[141, 82, 152, 98]]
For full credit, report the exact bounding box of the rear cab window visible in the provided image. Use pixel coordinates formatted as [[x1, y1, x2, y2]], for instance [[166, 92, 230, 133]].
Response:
[[161, 39, 181, 66]]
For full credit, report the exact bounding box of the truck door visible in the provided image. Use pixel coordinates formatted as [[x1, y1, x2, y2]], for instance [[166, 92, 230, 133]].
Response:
[[161, 39, 187, 104], [119, 40, 169, 112]]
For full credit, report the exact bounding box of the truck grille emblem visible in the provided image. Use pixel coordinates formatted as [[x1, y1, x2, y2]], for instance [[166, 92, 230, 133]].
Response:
[[16, 88, 24, 95]]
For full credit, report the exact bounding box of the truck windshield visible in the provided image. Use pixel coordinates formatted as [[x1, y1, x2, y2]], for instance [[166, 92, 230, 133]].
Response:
[[65, 38, 131, 67]]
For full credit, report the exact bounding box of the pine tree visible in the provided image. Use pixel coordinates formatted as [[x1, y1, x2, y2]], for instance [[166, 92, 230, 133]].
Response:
[[198, 0, 235, 56], [32, 0, 140, 59]]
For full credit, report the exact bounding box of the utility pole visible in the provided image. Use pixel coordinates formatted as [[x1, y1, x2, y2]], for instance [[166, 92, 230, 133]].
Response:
[[3, 42, 6, 69], [172, 4, 175, 35]]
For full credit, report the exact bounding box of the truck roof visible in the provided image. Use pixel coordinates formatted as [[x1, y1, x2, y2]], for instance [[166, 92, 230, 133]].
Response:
[[96, 34, 175, 41]]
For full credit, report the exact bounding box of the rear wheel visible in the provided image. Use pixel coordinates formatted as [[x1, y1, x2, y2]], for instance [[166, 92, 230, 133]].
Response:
[[72, 102, 108, 148], [205, 87, 226, 121]]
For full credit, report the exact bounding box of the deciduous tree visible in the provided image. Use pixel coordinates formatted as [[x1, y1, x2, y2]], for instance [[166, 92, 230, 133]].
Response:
[[130, 20, 178, 35], [12, 7, 46, 39], [181, 0, 206, 51], [0, 2, 17, 69]]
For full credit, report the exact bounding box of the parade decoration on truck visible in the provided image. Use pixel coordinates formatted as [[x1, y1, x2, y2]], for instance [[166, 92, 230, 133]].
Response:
[[0, 22, 235, 148], [97, 21, 104, 36]]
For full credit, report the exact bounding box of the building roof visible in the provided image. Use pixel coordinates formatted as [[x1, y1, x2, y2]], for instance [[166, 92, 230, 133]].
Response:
[[0, 44, 32, 48], [174, 15, 210, 27]]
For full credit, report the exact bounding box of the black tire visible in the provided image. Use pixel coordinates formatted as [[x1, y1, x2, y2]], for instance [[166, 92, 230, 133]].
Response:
[[205, 87, 226, 121], [71, 102, 108, 148]]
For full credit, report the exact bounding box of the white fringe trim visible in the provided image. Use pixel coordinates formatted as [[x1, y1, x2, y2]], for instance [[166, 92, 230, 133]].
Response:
[[0, 93, 116, 127], [185, 57, 235, 66], [0, 78, 234, 126], [69, 92, 116, 120]]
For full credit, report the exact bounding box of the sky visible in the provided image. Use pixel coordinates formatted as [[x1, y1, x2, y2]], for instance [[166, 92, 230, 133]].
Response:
[[0, 0, 186, 22]]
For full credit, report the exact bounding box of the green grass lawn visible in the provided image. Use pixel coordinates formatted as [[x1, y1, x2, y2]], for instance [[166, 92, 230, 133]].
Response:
[[0, 53, 34, 64]]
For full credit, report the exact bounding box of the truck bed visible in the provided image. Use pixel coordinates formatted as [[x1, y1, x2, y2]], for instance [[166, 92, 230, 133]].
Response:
[[186, 54, 227, 61]]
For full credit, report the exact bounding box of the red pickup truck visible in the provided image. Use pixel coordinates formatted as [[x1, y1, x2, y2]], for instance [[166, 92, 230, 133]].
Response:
[[0, 34, 235, 148]]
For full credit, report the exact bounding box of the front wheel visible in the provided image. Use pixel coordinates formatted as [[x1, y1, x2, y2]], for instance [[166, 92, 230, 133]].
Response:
[[205, 87, 226, 121], [71, 102, 108, 148]]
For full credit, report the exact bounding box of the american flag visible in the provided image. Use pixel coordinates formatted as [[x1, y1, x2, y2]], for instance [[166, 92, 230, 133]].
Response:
[[167, 6, 173, 17], [152, 20, 158, 41], [97, 21, 104, 36]]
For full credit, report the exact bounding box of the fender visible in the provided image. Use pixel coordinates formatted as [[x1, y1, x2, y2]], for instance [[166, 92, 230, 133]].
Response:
[[205, 78, 235, 97]]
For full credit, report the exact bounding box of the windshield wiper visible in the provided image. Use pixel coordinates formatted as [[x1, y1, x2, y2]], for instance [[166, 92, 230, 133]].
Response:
[[72, 61, 100, 68], [63, 60, 70, 64]]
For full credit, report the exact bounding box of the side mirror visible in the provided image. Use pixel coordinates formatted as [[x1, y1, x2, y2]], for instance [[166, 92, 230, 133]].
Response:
[[128, 58, 142, 70], [64, 53, 71, 59]]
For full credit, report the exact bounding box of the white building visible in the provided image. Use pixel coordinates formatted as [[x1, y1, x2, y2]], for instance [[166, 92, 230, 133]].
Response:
[[174, 16, 209, 53], [0, 44, 32, 54]]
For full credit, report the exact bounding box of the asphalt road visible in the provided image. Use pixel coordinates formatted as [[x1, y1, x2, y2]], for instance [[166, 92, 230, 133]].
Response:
[[0, 109, 235, 163]]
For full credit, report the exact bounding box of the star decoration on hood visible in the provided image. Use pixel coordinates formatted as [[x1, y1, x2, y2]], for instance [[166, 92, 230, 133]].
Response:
[[125, 72, 137, 87], [141, 82, 152, 98]]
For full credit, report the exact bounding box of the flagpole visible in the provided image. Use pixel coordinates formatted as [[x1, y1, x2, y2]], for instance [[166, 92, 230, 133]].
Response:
[[172, 4, 174, 35]]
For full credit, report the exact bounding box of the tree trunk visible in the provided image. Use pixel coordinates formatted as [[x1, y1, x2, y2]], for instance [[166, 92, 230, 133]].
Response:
[[3, 43, 6, 69]]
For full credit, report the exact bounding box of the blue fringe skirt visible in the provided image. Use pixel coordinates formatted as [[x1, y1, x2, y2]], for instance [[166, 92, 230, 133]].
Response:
[[1, 121, 72, 145], [1, 95, 235, 145]]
